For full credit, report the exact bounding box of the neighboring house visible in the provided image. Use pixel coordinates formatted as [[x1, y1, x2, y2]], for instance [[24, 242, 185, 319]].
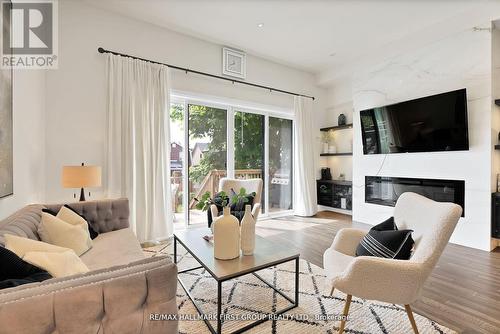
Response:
[[170, 142, 183, 173], [191, 142, 209, 166]]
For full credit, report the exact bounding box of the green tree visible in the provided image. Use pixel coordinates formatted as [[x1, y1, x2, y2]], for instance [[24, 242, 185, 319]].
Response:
[[170, 105, 292, 184]]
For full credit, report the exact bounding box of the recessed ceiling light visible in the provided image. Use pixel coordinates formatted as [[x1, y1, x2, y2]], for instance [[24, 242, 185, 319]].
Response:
[[329, 52, 336, 57], [257, 23, 264, 28]]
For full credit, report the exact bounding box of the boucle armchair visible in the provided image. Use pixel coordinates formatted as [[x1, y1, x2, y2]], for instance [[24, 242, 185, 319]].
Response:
[[210, 177, 263, 221], [323, 192, 462, 334]]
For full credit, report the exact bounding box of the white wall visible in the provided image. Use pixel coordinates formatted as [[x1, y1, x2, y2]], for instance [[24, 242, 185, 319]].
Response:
[[0, 70, 46, 219], [326, 26, 493, 251], [45, 1, 327, 202]]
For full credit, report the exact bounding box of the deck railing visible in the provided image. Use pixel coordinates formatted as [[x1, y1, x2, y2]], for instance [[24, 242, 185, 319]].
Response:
[[187, 169, 262, 208]]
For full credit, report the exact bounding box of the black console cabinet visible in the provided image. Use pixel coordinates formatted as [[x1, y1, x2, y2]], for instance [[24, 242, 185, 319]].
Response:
[[317, 180, 352, 211], [492, 193, 500, 238]]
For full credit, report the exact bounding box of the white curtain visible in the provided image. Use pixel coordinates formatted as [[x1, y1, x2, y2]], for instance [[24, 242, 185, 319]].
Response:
[[293, 96, 318, 216], [106, 54, 172, 242]]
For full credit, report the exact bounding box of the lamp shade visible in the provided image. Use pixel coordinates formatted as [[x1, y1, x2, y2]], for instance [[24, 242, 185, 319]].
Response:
[[62, 165, 102, 188]]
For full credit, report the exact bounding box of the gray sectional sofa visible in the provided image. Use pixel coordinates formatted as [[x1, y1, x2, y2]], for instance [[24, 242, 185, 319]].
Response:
[[0, 198, 178, 334]]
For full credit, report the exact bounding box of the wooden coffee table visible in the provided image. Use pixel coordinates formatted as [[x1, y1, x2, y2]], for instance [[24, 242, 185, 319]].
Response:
[[173, 227, 300, 334]]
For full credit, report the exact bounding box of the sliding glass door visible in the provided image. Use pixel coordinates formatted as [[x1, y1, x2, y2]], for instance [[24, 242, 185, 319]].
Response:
[[187, 104, 227, 225], [268, 117, 293, 213], [169, 103, 186, 227], [234, 110, 265, 212], [171, 97, 294, 228]]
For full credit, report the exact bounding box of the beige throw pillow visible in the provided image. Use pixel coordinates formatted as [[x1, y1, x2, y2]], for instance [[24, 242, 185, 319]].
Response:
[[4, 234, 70, 257], [4, 234, 89, 278], [38, 212, 92, 256], [23, 250, 89, 278]]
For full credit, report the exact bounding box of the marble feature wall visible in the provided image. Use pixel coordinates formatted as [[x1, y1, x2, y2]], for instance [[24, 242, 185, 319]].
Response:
[[350, 26, 493, 251]]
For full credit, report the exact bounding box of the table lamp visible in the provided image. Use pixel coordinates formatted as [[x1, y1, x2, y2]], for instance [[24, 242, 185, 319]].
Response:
[[62, 163, 102, 201]]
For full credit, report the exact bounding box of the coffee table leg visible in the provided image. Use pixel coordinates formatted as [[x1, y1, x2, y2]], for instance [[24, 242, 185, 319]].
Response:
[[217, 281, 222, 334], [295, 257, 299, 306], [173, 236, 177, 264]]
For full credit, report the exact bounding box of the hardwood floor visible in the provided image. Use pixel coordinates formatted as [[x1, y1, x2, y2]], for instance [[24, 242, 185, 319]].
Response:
[[257, 211, 500, 334]]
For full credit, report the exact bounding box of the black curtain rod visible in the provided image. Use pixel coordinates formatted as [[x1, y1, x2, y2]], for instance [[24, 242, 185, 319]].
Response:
[[97, 47, 315, 100]]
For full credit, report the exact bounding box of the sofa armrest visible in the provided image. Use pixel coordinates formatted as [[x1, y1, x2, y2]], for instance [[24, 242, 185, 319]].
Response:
[[44, 198, 130, 233], [0, 256, 178, 334]]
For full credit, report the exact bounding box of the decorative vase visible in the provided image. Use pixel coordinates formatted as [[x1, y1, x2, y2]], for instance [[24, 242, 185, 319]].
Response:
[[240, 205, 256, 256], [338, 113, 346, 126], [213, 207, 240, 260], [328, 145, 337, 153], [322, 142, 329, 153]]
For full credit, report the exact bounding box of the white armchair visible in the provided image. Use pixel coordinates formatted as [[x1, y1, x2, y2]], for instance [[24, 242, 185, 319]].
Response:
[[210, 178, 263, 221], [323, 192, 462, 334]]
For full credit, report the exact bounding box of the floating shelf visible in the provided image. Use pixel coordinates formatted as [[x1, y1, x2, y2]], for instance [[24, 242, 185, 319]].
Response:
[[320, 123, 353, 132], [495, 99, 500, 106], [320, 152, 353, 156]]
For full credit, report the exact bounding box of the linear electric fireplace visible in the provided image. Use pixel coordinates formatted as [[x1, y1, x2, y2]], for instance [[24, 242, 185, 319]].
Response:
[[365, 176, 465, 216]]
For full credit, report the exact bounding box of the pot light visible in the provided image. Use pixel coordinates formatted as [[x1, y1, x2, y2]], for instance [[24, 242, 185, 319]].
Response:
[[257, 23, 264, 28]]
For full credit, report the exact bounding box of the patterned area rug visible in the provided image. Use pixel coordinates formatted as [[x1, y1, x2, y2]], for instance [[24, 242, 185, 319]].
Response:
[[143, 243, 456, 334]]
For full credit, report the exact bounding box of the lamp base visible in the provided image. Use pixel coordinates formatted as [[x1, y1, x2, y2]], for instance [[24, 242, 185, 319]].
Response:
[[79, 188, 86, 201]]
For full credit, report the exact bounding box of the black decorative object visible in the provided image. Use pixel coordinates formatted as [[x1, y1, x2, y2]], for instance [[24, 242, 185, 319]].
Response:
[[321, 168, 332, 180], [338, 113, 346, 126], [355, 217, 414, 260]]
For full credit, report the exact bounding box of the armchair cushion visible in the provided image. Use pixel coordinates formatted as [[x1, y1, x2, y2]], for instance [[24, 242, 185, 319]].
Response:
[[355, 217, 414, 260]]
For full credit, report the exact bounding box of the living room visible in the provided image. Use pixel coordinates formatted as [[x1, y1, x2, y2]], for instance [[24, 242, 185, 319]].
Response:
[[1, 1, 500, 333]]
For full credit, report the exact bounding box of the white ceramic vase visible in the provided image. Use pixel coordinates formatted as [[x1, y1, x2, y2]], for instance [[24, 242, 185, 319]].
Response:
[[240, 205, 256, 256], [213, 207, 240, 260]]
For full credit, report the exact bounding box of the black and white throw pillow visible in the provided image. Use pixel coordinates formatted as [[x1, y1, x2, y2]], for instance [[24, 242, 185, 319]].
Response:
[[355, 217, 414, 260]]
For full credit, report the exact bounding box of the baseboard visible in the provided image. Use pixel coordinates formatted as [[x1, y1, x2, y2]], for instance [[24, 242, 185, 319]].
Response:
[[318, 205, 352, 216], [491, 237, 500, 251]]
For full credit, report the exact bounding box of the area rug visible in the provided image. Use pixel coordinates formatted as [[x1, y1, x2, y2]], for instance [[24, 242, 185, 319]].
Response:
[[143, 244, 456, 334]]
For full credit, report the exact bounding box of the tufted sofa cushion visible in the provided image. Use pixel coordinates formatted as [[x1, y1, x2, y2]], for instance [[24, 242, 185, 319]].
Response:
[[0, 256, 178, 334], [0, 205, 44, 246], [44, 198, 129, 234]]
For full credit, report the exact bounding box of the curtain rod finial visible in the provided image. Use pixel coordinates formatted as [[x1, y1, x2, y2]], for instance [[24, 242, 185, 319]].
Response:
[[98, 47, 105, 53]]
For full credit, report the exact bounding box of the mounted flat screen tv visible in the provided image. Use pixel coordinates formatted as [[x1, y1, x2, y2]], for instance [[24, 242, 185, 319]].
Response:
[[360, 89, 469, 154]]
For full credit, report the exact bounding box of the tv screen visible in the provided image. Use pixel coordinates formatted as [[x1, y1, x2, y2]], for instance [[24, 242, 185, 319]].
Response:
[[360, 89, 469, 154]]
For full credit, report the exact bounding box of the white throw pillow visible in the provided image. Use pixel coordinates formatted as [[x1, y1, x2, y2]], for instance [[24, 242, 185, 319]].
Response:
[[4, 234, 89, 278], [38, 212, 92, 256]]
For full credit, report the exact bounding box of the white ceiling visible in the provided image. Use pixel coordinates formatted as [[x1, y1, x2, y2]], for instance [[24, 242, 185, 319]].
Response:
[[84, 0, 500, 86]]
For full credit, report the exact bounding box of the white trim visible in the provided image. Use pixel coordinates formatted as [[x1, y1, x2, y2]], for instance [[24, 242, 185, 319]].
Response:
[[227, 106, 235, 178], [182, 100, 189, 228], [265, 209, 295, 219], [264, 114, 270, 214], [171, 89, 292, 116]]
